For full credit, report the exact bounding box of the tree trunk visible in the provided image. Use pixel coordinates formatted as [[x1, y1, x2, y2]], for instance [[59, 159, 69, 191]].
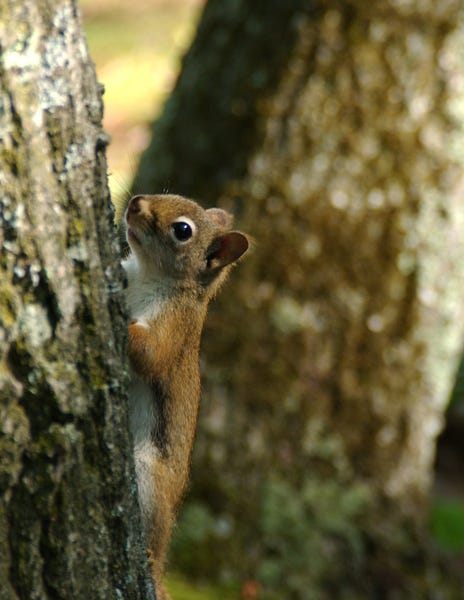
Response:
[[135, 0, 464, 597], [0, 1, 154, 598]]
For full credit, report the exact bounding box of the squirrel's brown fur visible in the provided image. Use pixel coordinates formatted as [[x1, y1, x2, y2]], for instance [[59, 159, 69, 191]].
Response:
[[122, 194, 248, 599]]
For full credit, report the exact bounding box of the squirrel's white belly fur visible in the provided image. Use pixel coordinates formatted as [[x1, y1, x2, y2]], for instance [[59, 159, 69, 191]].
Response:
[[128, 373, 158, 529], [123, 254, 168, 324], [123, 256, 166, 529]]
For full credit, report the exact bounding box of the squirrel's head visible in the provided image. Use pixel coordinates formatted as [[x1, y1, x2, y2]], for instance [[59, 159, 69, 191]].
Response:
[[124, 194, 249, 297]]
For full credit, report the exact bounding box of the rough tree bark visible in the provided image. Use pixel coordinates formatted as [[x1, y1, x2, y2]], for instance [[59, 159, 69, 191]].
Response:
[[135, 0, 464, 597], [0, 1, 154, 598]]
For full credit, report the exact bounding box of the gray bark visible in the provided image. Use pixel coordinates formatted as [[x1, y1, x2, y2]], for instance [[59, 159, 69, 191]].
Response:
[[135, 0, 464, 597], [0, 1, 154, 598]]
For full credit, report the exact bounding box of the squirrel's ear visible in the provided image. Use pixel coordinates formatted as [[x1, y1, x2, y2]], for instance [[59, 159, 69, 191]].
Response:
[[205, 208, 234, 228], [206, 232, 249, 269]]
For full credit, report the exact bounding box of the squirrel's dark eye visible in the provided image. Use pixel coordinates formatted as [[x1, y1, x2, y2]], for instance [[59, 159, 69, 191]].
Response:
[[171, 219, 195, 243]]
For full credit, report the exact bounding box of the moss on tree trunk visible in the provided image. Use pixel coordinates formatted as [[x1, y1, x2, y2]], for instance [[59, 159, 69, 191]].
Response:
[[0, 1, 154, 598]]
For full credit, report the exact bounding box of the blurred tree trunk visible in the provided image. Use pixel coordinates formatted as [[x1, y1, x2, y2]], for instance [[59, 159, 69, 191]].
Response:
[[135, 0, 464, 597], [0, 1, 154, 598]]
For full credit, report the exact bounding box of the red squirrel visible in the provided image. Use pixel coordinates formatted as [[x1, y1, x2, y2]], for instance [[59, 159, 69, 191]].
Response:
[[122, 194, 249, 599]]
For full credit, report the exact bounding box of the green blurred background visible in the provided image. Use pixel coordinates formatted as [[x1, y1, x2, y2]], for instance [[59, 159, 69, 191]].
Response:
[[82, 0, 202, 198]]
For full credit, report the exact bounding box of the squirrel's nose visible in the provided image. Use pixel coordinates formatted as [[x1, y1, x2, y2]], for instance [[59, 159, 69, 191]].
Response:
[[128, 195, 144, 215]]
